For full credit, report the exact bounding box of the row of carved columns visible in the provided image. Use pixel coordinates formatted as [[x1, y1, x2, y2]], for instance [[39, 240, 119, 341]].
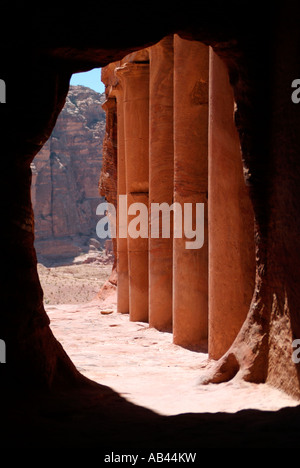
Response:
[[101, 35, 255, 358]]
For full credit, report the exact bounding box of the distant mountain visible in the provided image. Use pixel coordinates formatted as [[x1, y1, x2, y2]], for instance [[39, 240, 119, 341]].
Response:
[[31, 85, 106, 265]]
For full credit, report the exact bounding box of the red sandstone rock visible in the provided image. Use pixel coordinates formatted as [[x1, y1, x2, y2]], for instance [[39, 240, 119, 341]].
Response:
[[148, 35, 174, 332], [31, 85, 106, 263], [208, 50, 255, 360], [172, 35, 209, 350]]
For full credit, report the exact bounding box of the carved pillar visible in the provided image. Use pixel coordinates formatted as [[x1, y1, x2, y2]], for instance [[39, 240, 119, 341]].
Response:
[[148, 35, 174, 331], [113, 86, 130, 314], [208, 49, 255, 359], [116, 61, 150, 322], [173, 35, 209, 349]]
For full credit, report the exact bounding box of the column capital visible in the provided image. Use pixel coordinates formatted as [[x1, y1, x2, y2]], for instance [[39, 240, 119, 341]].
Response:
[[102, 96, 116, 112], [115, 61, 149, 80], [104, 81, 123, 101], [149, 34, 174, 57]]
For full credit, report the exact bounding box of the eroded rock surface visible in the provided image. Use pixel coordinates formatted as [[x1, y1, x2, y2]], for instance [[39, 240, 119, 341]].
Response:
[[31, 85, 106, 264]]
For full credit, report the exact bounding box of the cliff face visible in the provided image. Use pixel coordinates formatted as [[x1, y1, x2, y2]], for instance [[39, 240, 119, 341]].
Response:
[[31, 85, 106, 264], [98, 97, 118, 273]]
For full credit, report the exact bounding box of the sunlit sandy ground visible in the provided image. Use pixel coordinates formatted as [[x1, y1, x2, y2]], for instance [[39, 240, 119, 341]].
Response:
[[46, 297, 299, 416], [37, 256, 112, 304]]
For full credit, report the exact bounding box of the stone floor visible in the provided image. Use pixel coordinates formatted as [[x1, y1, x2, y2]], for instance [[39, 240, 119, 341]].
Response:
[[46, 293, 299, 416]]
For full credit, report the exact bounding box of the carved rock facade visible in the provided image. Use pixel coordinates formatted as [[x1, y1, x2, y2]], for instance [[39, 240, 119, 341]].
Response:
[[101, 35, 256, 359]]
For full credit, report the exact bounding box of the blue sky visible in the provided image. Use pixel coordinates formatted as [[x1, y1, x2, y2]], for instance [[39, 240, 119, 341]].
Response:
[[70, 68, 105, 94]]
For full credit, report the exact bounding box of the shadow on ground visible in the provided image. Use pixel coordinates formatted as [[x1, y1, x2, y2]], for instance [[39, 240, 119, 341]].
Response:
[[2, 378, 300, 448]]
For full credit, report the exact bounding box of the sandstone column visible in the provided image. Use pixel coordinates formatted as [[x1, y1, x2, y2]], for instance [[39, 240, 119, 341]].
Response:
[[208, 49, 255, 359], [173, 35, 209, 349], [116, 61, 150, 322], [113, 86, 130, 314], [148, 36, 174, 331]]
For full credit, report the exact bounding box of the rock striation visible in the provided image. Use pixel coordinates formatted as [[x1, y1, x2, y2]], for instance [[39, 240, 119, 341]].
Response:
[[31, 85, 106, 264]]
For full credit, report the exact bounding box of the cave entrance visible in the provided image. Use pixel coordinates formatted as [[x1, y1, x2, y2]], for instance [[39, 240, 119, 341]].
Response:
[[32, 38, 258, 416], [31, 37, 296, 417]]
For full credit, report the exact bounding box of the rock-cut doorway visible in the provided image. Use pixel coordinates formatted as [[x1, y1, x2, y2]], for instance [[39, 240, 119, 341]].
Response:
[[32, 61, 299, 419]]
